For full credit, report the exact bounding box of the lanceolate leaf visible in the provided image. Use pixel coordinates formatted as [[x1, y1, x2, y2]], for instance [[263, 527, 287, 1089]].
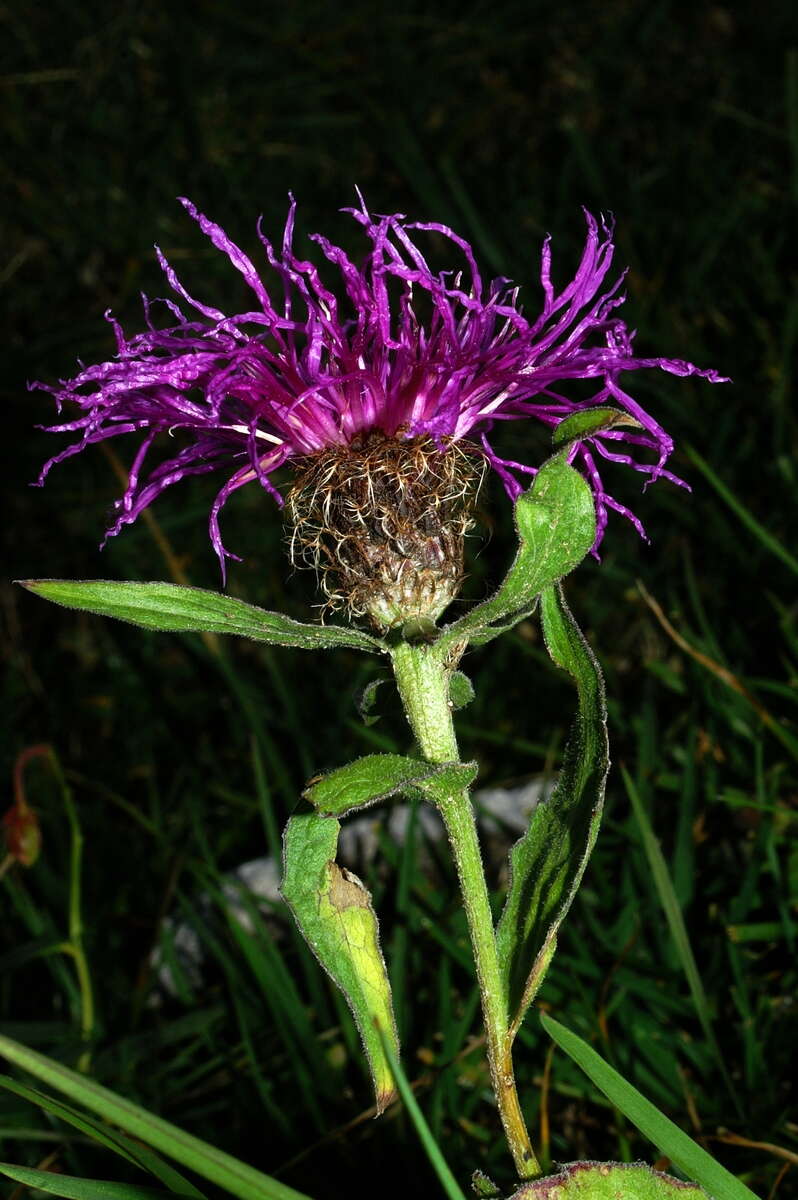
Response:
[[540, 1014, 759, 1200], [0, 1033, 307, 1200], [509, 1161, 708, 1200], [19, 580, 383, 654], [0, 1076, 206, 1199], [496, 584, 608, 1037], [281, 812, 399, 1112], [551, 406, 642, 450], [304, 754, 478, 816], [437, 454, 596, 652], [0, 1165, 180, 1200]]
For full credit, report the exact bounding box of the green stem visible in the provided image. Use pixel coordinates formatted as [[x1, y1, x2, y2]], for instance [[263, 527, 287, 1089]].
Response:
[[389, 639, 540, 1179], [57, 760, 95, 1070]]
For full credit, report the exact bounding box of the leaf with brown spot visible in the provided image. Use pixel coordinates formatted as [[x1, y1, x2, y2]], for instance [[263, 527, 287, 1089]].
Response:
[[281, 812, 399, 1113]]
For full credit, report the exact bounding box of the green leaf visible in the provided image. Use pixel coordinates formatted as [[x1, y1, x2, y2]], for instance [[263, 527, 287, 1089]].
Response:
[[304, 754, 478, 816], [357, 677, 386, 725], [0, 1163, 183, 1200], [0, 1034, 309, 1200], [281, 812, 399, 1112], [508, 1161, 709, 1200], [448, 671, 475, 710], [496, 584, 608, 1037], [471, 1171, 501, 1198], [437, 454, 596, 651], [540, 1013, 760, 1200], [19, 580, 383, 654], [0, 1074, 136, 1166], [551, 406, 642, 450], [0, 1076, 206, 1199]]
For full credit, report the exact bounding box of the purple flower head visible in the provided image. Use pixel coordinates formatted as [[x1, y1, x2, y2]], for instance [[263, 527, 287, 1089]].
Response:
[[35, 195, 727, 576]]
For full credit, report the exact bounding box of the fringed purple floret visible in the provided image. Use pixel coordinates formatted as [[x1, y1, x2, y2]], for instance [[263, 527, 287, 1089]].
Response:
[[35, 195, 728, 573]]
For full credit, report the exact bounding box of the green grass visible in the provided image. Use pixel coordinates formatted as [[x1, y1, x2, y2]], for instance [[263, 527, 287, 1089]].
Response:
[[4, 1, 797, 1197]]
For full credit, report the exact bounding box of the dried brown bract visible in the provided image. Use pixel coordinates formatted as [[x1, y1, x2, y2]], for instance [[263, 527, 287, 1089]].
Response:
[[286, 433, 483, 629]]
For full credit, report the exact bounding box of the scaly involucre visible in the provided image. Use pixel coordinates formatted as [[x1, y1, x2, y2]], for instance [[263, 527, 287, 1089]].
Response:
[[36, 195, 727, 573]]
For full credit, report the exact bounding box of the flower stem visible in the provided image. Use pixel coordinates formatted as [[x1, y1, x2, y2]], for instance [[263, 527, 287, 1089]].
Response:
[[389, 639, 541, 1179]]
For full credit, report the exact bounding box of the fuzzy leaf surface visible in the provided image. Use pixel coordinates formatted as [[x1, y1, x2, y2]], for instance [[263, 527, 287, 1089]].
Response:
[[357, 677, 386, 725], [448, 670, 475, 710], [496, 584, 608, 1036], [541, 1014, 759, 1200], [437, 454, 595, 651], [551, 405, 642, 449], [20, 580, 382, 653], [304, 754, 477, 816], [281, 812, 399, 1112], [509, 1162, 708, 1200]]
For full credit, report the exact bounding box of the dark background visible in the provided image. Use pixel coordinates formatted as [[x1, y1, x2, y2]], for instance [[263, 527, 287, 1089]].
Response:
[[3, 3, 797, 1198]]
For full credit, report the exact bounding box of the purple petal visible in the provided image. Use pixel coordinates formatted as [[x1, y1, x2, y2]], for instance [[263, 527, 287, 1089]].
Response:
[[35, 195, 727, 571]]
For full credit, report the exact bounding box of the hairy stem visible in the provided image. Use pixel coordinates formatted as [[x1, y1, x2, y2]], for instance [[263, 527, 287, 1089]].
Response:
[[390, 639, 540, 1179]]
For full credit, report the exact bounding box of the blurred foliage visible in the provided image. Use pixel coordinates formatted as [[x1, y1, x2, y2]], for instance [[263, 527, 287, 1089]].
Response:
[[2, 1, 797, 1198]]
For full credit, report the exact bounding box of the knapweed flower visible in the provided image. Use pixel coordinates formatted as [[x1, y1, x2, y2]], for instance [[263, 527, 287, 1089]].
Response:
[[36, 195, 726, 627]]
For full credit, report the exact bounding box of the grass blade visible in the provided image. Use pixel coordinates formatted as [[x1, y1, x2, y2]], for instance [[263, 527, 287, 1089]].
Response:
[[621, 766, 741, 1112], [375, 1024, 468, 1200], [0, 1163, 181, 1200], [0, 1074, 139, 1167], [0, 1075, 208, 1197], [540, 1014, 758, 1200], [684, 445, 798, 578], [0, 1034, 311, 1200]]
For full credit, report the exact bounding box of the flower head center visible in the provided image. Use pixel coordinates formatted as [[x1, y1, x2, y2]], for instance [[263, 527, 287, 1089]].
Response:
[[286, 434, 483, 629]]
